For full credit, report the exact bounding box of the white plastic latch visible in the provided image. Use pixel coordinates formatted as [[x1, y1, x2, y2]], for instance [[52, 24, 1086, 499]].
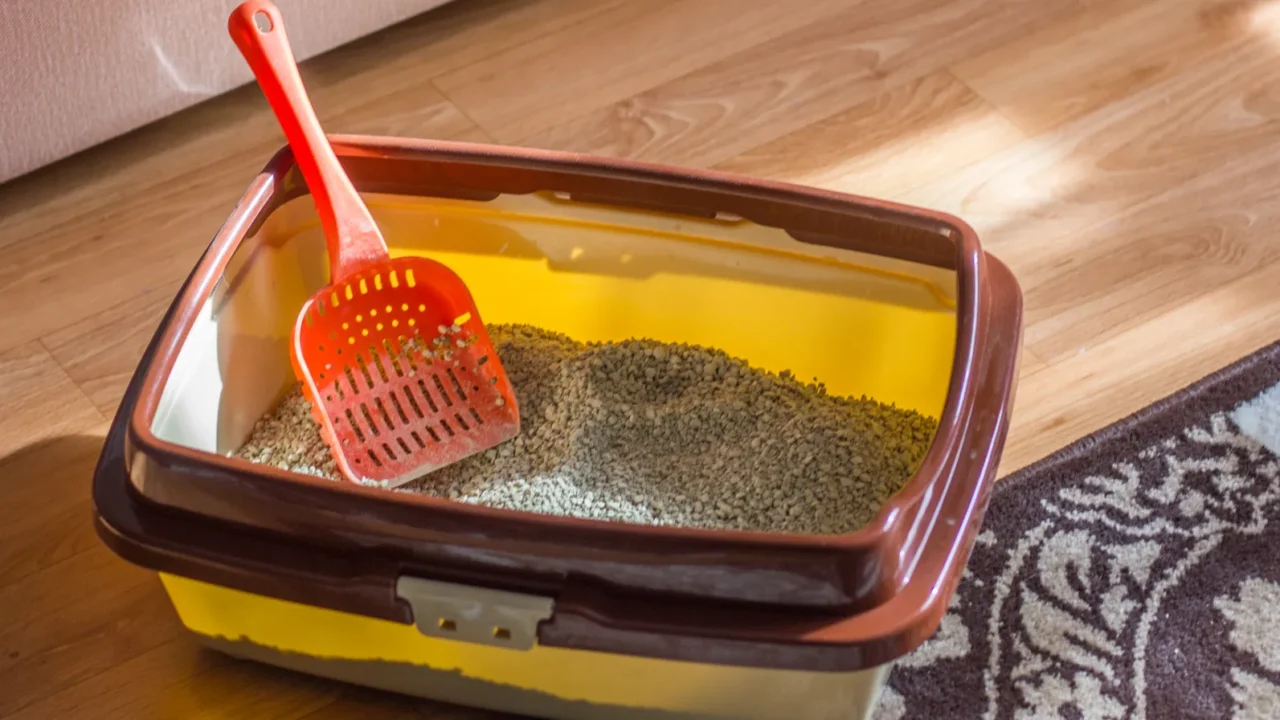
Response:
[[395, 576, 554, 651]]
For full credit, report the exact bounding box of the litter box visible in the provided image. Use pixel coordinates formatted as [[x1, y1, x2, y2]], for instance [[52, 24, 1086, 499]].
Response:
[[95, 136, 1022, 720]]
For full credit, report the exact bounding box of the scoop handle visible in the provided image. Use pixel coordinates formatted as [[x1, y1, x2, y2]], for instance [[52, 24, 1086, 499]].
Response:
[[229, 0, 388, 279]]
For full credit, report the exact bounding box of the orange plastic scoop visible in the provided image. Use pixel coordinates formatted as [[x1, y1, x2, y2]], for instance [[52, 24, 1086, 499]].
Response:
[[229, 0, 519, 487]]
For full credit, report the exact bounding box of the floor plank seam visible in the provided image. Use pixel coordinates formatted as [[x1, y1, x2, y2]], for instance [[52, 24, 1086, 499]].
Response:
[[35, 338, 112, 425], [426, 83, 498, 142], [940, 67, 1035, 140]]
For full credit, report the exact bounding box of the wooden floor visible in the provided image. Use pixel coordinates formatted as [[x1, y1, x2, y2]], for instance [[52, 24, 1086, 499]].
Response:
[[4, 0, 1280, 715]]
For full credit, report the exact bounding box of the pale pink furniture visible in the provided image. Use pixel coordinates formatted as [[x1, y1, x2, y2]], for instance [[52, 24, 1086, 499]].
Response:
[[0, 0, 453, 183]]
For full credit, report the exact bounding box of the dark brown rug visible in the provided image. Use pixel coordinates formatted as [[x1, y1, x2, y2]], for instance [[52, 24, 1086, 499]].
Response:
[[879, 343, 1280, 720]]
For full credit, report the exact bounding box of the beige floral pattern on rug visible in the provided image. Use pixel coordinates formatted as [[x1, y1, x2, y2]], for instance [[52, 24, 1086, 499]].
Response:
[[877, 377, 1280, 720]]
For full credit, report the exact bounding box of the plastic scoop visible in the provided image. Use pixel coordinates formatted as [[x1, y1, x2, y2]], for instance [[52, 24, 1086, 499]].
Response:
[[229, 0, 519, 487]]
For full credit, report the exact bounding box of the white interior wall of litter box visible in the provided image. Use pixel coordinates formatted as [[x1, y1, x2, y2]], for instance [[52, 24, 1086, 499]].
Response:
[[151, 201, 328, 455], [152, 297, 224, 453]]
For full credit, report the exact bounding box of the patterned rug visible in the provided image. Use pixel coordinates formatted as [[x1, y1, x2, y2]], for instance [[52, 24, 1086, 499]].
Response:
[[880, 343, 1280, 720]]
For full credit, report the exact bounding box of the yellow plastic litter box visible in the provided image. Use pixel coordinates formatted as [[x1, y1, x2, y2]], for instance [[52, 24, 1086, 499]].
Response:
[[94, 136, 1022, 720]]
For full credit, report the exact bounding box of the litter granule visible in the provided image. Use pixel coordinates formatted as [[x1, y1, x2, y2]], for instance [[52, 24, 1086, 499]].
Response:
[[234, 324, 938, 535]]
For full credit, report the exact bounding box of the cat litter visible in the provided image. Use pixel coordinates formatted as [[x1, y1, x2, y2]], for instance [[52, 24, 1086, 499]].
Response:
[[235, 324, 938, 535]]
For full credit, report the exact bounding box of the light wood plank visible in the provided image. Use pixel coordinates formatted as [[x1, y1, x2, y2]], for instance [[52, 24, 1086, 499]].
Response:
[[41, 282, 182, 415], [899, 32, 1279, 251], [0, 545, 151, 634], [958, 30, 1280, 366], [715, 71, 1025, 200], [0, 73, 474, 358], [5, 638, 219, 720], [10, 630, 336, 720], [1020, 348, 1049, 378], [432, 0, 860, 143], [1004, 260, 1280, 472], [300, 690, 426, 720], [900, 28, 1280, 376], [1016, 152, 1280, 364], [117, 654, 340, 720], [0, 561, 178, 717], [952, 0, 1258, 134], [513, 0, 1072, 168], [449, 125, 499, 145], [0, 431, 107, 586], [0, 342, 104, 459], [300, 0, 622, 88], [416, 701, 521, 718]]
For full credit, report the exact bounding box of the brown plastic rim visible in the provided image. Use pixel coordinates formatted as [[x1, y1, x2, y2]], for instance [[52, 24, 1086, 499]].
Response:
[[121, 136, 1021, 616], [94, 246, 1016, 672], [95, 220, 1021, 671]]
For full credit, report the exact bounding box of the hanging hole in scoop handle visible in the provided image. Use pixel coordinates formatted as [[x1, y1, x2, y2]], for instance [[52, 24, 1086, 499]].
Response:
[[253, 10, 273, 33], [227, 0, 389, 280]]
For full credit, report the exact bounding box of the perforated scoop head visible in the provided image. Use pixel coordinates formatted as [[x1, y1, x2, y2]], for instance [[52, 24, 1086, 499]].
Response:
[[292, 255, 520, 487]]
